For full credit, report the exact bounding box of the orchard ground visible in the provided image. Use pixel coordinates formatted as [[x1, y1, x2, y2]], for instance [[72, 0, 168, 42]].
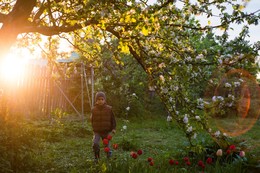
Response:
[[13, 114, 260, 173]]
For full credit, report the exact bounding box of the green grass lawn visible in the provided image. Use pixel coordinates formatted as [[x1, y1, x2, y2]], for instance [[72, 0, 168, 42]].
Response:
[[2, 115, 259, 173], [26, 116, 187, 172]]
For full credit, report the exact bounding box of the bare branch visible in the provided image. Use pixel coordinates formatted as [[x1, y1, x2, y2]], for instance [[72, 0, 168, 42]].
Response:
[[20, 19, 98, 36]]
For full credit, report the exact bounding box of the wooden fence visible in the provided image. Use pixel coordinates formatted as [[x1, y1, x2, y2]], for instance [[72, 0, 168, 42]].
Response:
[[0, 62, 93, 118]]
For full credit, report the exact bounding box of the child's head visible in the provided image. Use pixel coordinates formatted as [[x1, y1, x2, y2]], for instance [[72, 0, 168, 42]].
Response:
[[95, 91, 106, 106]]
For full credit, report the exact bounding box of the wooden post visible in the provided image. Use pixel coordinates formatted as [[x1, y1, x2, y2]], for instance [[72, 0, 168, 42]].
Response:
[[81, 62, 84, 119], [91, 65, 94, 108]]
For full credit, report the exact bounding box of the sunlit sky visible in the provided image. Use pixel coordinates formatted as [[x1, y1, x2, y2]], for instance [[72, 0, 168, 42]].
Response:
[[190, 0, 260, 44], [148, 0, 260, 44]]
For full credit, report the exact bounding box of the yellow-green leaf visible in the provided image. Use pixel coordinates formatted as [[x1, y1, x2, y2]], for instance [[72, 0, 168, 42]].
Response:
[[238, 5, 244, 11], [118, 41, 130, 54], [131, 18, 136, 23], [142, 27, 149, 36], [125, 14, 131, 23]]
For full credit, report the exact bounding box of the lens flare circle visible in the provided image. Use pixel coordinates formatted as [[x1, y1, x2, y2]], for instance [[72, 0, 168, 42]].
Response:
[[205, 69, 260, 137]]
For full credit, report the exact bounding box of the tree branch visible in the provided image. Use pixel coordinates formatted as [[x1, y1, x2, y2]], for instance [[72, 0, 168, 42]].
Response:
[[7, 0, 36, 23], [19, 19, 98, 36], [33, 0, 46, 23]]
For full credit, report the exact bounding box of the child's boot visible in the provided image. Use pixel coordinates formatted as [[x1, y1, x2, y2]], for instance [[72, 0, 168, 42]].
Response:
[[93, 144, 100, 163], [94, 151, 100, 163]]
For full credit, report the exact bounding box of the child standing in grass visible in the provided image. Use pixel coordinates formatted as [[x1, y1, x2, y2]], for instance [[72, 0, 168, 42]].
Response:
[[90, 91, 116, 161]]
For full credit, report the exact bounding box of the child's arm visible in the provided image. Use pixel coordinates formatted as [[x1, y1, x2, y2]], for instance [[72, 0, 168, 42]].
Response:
[[111, 110, 116, 134]]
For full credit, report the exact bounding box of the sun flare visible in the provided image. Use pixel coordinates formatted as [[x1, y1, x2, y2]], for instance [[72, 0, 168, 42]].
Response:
[[0, 53, 28, 83]]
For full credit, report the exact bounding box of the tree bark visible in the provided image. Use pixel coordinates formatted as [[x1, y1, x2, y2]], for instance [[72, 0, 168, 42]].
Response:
[[0, 0, 36, 58]]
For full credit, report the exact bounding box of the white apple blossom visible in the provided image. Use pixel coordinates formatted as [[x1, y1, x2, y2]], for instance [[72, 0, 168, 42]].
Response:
[[173, 86, 179, 91], [228, 94, 235, 100], [123, 125, 127, 130], [217, 96, 224, 101], [197, 98, 204, 109], [187, 126, 193, 133], [185, 56, 192, 62], [227, 102, 233, 107], [167, 115, 173, 122], [129, 9, 135, 14], [158, 62, 166, 68], [234, 82, 241, 87], [224, 83, 232, 88], [212, 96, 217, 102], [204, 101, 210, 105], [197, 98, 203, 102], [191, 72, 198, 77], [239, 54, 244, 59], [127, 1, 132, 6], [159, 75, 165, 83], [183, 114, 188, 124], [195, 116, 201, 121], [161, 87, 168, 93], [214, 130, 221, 137], [193, 133, 197, 139], [195, 54, 204, 61]]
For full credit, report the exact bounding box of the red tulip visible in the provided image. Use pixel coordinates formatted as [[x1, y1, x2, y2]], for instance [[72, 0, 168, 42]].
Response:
[[226, 149, 231, 155], [137, 149, 143, 155], [175, 161, 179, 165], [229, 144, 236, 151], [149, 161, 154, 166], [130, 152, 138, 159], [113, 143, 118, 150], [104, 147, 110, 153], [186, 161, 191, 166], [147, 157, 153, 162], [107, 135, 112, 141], [206, 157, 213, 164], [198, 160, 204, 167], [103, 138, 109, 145], [183, 157, 189, 162], [169, 159, 175, 165]]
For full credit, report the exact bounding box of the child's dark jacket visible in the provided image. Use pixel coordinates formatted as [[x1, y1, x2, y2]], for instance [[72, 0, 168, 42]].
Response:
[[91, 104, 116, 134]]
